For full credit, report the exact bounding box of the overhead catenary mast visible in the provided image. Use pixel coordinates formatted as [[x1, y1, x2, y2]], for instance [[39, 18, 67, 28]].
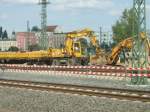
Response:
[[131, 0, 148, 85], [39, 0, 50, 50]]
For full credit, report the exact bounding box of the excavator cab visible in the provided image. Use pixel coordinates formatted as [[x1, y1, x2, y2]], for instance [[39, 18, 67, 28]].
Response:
[[73, 42, 82, 57]]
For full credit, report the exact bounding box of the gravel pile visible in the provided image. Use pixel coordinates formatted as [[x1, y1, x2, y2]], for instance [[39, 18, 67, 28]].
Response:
[[0, 87, 150, 112]]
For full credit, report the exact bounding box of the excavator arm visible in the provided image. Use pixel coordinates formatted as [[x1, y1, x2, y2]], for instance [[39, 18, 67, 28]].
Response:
[[107, 38, 133, 65], [66, 28, 98, 46], [141, 32, 150, 50], [107, 32, 150, 65]]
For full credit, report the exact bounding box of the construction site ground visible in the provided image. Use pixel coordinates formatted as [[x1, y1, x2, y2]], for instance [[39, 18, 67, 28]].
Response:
[[0, 70, 150, 112]]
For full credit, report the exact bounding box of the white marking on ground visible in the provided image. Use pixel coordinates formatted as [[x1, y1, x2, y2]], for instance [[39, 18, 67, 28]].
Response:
[[86, 89, 93, 92], [130, 94, 139, 96], [132, 100, 142, 103], [111, 98, 118, 101], [111, 92, 118, 94], [82, 95, 88, 97], [90, 94, 97, 97], [93, 90, 99, 93], [121, 93, 128, 95], [100, 96, 107, 99], [121, 99, 130, 102], [141, 95, 150, 98], [73, 94, 79, 96], [102, 91, 108, 93]]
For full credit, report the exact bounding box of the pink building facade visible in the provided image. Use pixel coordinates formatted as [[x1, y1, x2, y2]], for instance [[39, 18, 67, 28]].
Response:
[[16, 25, 65, 50], [16, 32, 38, 50]]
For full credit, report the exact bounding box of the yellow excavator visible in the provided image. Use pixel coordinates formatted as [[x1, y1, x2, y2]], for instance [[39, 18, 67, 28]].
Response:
[[107, 32, 150, 65], [61, 28, 104, 65], [107, 37, 133, 65], [141, 32, 150, 50]]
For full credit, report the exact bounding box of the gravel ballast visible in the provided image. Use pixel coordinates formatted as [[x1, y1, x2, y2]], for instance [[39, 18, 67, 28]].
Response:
[[0, 87, 150, 112], [0, 70, 150, 91]]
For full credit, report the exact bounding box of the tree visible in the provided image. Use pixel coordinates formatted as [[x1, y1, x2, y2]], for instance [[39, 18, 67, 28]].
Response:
[[8, 46, 19, 52], [100, 41, 111, 52], [28, 44, 40, 51], [12, 30, 16, 35], [2, 30, 8, 39], [31, 26, 40, 32], [112, 8, 138, 43], [0, 27, 2, 39]]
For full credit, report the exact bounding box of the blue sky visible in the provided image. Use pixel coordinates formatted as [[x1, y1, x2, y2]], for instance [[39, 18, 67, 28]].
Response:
[[0, 0, 150, 34]]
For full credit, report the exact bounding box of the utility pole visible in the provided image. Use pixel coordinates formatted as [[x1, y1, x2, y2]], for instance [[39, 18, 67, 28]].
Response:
[[131, 0, 148, 85], [39, 0, 50, 50], [26, 20, 30, 51], [99, 27, 102, 45]]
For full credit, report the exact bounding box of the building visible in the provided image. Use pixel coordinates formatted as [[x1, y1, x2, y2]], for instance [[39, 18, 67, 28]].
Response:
[[46, 25, 63, 33], [48, 33, 66, 48], [15, 25, 65, 50], [0, 39, 17, 51], [35, 25, 65, 49], [16, 32, 38, 50], [47, 26, 65, 48]]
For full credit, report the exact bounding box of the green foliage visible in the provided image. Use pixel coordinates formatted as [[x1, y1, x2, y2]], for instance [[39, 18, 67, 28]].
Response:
[[112, 8, 137, 43], [2, 30, 8, 39], [28, 44, 40, 51], [31, 26, 40, 32], [100, 41, 111, 52], [12, 30, 15, 35], [0, 27, 9, 40], [8, 46, 19, 52], [0, 27, 2, 38]]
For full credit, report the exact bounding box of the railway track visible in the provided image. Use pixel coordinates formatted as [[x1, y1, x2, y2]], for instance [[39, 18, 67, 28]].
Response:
[[0, 79, 150, 102]]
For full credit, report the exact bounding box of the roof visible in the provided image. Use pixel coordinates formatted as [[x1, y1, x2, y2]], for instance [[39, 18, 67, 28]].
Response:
[[16, 32, 35, 36], [46, 25, 58, 32], [0, 39, 16, 41]]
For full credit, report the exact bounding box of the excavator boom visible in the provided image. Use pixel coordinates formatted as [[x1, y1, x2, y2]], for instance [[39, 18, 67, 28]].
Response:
[[107, 38, 133, 65]]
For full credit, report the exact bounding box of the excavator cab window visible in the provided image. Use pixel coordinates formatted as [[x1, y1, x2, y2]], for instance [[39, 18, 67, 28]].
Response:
[[73, 42, 81, 52]]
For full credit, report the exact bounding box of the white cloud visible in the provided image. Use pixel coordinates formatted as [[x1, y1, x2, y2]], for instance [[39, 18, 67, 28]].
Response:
[[0, 0, 38, 4], [51, 0, 114, 10], [0, 0, 114, 11]]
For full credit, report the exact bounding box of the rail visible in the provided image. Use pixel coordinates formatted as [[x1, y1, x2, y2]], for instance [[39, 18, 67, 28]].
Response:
[[0, 79, 149, 102]]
